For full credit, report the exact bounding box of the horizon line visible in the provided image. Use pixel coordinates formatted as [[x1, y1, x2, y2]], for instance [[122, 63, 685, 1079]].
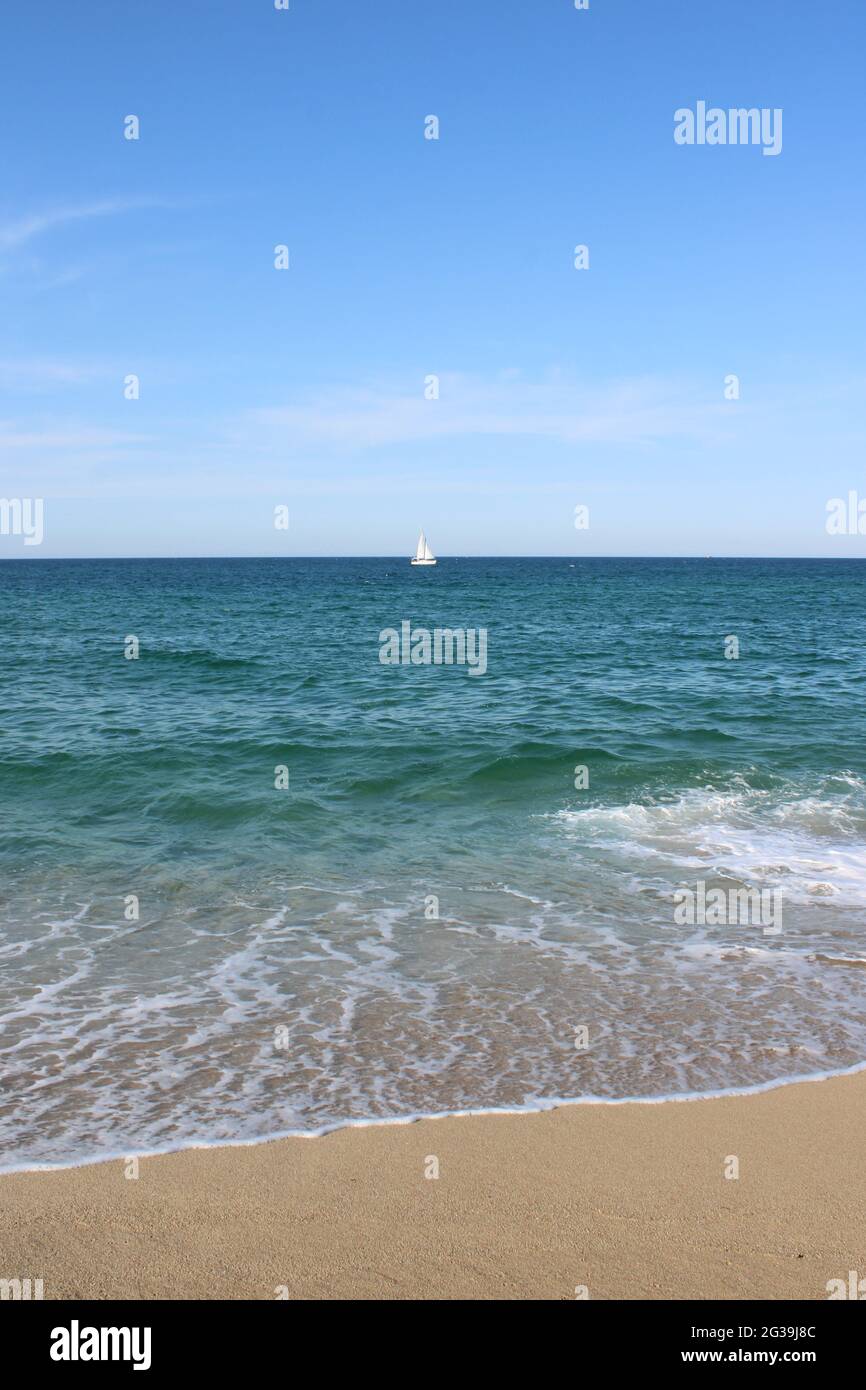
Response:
[[2, 554, 866, 563]]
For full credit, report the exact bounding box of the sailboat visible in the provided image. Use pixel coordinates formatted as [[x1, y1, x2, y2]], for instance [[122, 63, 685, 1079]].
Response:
[[410, 530, 437, 566]]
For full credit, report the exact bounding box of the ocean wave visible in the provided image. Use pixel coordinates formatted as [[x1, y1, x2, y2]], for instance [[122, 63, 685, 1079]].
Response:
[[550, 776, 866, 907]]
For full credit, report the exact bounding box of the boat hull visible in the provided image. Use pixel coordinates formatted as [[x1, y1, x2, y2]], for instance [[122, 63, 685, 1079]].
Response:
[[410, 558, 437, 565]]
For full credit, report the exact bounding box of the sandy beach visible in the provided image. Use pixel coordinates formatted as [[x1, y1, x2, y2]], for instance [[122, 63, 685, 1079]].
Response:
[[2, 1071, 864, 1300]]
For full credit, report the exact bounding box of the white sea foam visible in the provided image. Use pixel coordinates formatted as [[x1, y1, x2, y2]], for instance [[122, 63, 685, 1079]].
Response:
[[550, 780, 866, 906], [2, 780, 866, 1171]]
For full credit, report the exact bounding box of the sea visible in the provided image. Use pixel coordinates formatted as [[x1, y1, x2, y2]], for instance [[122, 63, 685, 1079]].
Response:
[[1, 556, 865, 1171]]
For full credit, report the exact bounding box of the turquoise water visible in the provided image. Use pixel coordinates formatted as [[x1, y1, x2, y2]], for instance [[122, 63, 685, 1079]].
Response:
[[2, 557, 865, 1170]]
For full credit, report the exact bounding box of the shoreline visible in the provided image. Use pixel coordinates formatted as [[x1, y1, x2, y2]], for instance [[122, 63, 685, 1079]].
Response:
[[3, 1070, 865, 1299], [5, 1056, 866, 1179]]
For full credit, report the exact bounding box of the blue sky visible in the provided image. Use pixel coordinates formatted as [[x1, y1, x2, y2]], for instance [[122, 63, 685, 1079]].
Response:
[[1, 0, 864, 557]]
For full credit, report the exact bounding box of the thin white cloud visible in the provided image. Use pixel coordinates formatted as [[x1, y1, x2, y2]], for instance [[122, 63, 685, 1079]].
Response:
[[1, 371, 859, 503], [0, 196, 182, 250], [0, 359, 109, 387], [240, 373, 736, 452], [0, 423, 150, 449]]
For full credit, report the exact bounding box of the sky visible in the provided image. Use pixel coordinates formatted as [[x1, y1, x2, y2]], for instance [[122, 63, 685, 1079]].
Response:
[[1, 0, 864, 558]]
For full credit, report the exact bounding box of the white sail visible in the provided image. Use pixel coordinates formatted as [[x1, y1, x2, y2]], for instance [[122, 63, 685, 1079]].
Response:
[[411, 529, 437, 565]]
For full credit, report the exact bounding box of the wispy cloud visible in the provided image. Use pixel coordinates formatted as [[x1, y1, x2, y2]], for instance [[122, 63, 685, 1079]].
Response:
[[0, 423, 150, 450], [239, 372, 736, 453], [0, 196, 183, 251], [0, 358, 110, 388], [1, 370, 859, 504]]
